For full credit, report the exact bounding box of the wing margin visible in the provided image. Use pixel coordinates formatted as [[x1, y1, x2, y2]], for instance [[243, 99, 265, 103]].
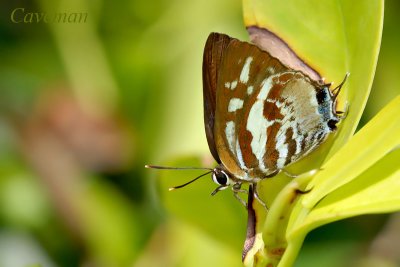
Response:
[[202, 33, 233, 163]]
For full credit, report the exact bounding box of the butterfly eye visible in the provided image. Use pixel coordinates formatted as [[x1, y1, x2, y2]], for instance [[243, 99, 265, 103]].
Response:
[[212, 170, 230, 186]]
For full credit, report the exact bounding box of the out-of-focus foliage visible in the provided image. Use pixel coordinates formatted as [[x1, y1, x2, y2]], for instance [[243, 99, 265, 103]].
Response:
[[0, 1, 398, 267]]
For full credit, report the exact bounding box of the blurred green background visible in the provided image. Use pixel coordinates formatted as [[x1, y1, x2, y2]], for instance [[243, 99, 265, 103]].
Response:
[[0, 0, 398, 267]]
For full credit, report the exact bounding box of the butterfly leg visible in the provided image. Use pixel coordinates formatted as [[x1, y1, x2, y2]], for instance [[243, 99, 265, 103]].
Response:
[[296, 187, 313, 195], [211, 185, 229, 196], [233, 191, 247, 207], [253, 184, 268, 210], [232, 183, 248, 208], [282, 168, 319, 179], [282, 169, 298, 178]]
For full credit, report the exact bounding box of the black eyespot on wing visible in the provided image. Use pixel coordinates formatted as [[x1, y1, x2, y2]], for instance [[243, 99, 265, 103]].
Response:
[[316, 88, 328, 105], [327, 119, 338, 130]]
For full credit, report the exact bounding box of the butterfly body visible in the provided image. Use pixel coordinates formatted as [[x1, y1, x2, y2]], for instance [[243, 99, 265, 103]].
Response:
[[203, 33, 345, 195]]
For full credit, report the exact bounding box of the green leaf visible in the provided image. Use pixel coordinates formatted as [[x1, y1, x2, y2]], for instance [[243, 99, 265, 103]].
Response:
[[300, 148, 399, 228]]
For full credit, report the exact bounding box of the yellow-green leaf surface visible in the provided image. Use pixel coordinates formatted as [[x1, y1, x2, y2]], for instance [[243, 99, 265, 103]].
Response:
[[289, 96, 400, 238], [299, 148, 399, 230], [243, 0, 384, 161]]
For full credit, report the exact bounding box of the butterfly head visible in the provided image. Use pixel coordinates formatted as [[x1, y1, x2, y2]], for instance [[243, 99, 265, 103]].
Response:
[[210, 166, 238, 195], [212, 168, 231, 186]]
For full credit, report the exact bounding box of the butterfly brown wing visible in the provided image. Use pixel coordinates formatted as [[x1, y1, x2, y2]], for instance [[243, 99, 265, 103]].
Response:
[[208, 33, 338, 182], [213, 36, 290, 180], [202, 33, 233, 163]]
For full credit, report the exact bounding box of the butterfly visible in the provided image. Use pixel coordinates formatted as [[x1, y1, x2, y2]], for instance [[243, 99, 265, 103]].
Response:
[[147, 32, 347, 207]]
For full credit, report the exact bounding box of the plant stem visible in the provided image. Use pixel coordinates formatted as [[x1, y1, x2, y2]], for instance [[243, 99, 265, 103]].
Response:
[[244, 172, 314, 267]]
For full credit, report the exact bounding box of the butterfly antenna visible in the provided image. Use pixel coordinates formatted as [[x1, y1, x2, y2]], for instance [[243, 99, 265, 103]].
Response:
[[168, 171, 213, 191], [145, 165, 213, 171], [332, 72, 350, 100]]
